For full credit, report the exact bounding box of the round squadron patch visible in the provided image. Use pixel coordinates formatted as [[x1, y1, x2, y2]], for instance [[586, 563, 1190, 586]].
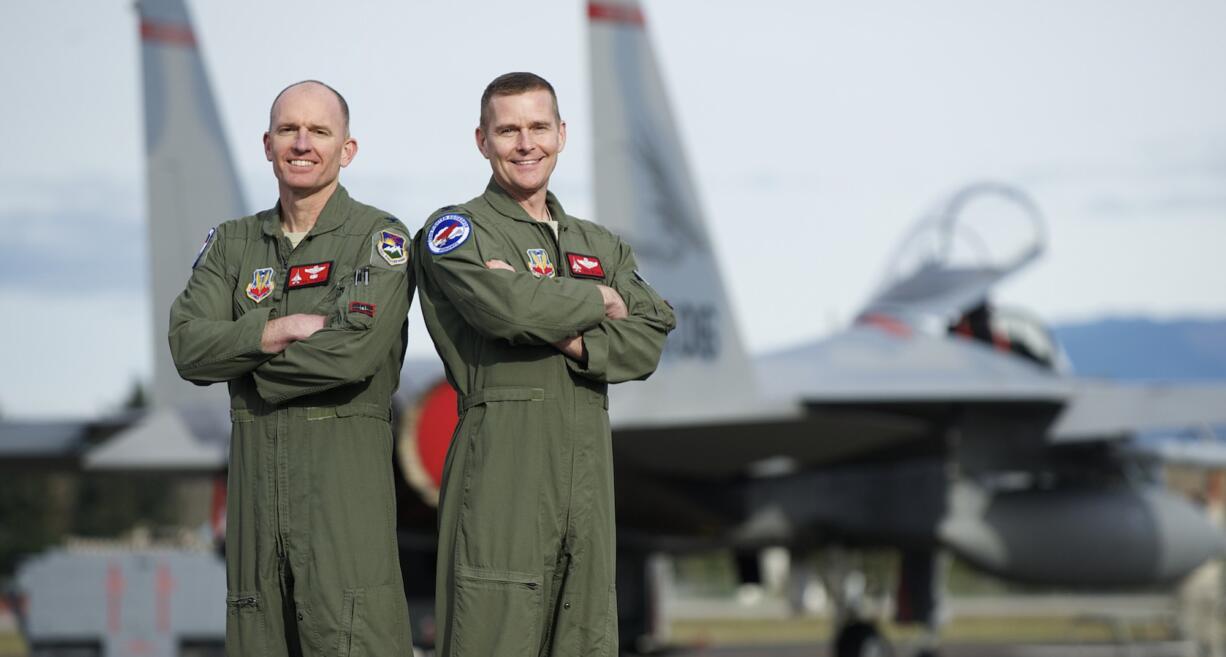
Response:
[[426, 214, 472, 255]]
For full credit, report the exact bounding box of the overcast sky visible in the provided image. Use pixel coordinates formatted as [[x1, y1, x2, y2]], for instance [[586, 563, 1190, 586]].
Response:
[[2, 0, 1224, 418]]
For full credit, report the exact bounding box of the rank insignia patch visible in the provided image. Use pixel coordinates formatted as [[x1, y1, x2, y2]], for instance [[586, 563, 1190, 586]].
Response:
[[525, 248, 556, 278], [287, 261, 333, 289], [245, 267, 275, 303], [426, 214, 471, 255], [566, 252, 606, 279], [377, 231, 408, 266], [349, 301, 377, 318], [192, 227, 216, 269]]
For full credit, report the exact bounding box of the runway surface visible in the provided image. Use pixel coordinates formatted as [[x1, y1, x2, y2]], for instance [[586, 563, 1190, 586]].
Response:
[[662, 641, 1193, 657]]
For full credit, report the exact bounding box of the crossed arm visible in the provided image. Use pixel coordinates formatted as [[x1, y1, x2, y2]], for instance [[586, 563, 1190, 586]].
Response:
[[483, 258, 627, 362]]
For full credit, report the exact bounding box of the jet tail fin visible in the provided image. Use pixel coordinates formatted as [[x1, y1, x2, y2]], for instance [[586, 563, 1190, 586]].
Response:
[[138, 0, 247, 408], [588, 1, 780, 424]]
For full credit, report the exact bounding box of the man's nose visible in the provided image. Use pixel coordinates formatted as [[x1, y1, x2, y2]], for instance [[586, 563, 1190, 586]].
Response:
[[293, 128, 311, 151], [515, 131, 533, 152]]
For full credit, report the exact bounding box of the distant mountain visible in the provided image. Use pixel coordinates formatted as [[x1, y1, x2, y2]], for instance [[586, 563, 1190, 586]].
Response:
[[1052, 317, 1226, 382]]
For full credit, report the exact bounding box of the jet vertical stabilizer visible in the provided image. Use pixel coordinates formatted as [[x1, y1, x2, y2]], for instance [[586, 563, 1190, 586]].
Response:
[[138, 0, 246, 408], [588, 0, 779, 425]]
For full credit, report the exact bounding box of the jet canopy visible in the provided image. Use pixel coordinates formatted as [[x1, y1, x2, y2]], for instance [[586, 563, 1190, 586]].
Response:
[[861, 182, 1047, 328]]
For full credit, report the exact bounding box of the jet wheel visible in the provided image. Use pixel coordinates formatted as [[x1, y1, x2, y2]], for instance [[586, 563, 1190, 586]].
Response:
[[834, 620, 893, 657]]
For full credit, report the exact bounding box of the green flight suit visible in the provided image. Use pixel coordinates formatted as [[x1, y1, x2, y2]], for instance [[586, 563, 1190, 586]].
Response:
[[414, 180, 676, 657], [168, 186, 414, 657]]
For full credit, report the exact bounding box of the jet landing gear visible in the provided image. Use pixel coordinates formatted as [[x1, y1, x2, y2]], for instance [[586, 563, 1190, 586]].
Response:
[[817, 548, 896, 657], [820, 548, 945, 657], [835, 619, 893, 657]]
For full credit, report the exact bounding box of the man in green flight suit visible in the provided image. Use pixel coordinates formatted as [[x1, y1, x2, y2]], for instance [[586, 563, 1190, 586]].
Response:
[[169, 80, 413, 657], [415, 72, 676, 656]]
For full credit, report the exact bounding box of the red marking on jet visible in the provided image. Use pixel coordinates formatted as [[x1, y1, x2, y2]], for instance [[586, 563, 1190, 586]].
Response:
[[106, 562, 124, 633], [588, 2, 645, 26], [156, 562, 175, 633], [140, 21, 197, 47], [858, 313, 913, 338]]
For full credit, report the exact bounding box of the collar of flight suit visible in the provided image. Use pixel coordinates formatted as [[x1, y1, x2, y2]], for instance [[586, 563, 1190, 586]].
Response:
[[482, 178, 571, 229], [262, 184, 354, 239]]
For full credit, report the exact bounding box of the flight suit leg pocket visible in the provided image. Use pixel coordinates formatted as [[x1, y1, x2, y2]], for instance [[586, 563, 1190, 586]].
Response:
[[457, 395, 545, 566], [335, 582, 412, 657], [225, 591, 268, 656], [452, 565, 542, 657]]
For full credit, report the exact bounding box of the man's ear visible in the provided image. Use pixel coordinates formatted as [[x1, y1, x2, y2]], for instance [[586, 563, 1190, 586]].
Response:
[[340, 136, 358, 168]]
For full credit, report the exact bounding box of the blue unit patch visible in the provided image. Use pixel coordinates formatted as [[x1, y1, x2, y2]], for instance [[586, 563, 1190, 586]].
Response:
[[377, 230, 408, 266], [426, 214, 472, 255]]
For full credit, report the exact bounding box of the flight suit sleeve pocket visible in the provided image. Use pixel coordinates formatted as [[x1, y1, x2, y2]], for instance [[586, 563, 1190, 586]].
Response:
[[225, 591, 268, 655], [337, 266, 394, 330], [615, 270, 672, 321], [452, 565, 542, 657], [336, 582, 412, 657]]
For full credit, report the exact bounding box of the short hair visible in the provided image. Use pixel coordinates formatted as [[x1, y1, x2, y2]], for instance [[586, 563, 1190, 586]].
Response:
[[479, 72, 561, 129], [269, 80, 350, 131]]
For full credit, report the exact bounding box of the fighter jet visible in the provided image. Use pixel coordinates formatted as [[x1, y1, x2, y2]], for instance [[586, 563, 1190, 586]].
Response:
[[7, 1, 1226, 656], [395, 1, 1226, 655]]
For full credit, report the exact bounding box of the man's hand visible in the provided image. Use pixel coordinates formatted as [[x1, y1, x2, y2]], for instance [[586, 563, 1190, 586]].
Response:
[[486, 259, 515, 272], [261, 314, 327, 354], [596, 285, 628, 320], [553, 335, 586, 361]]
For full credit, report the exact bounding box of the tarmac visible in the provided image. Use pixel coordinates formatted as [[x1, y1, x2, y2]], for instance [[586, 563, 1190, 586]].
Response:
[[665, 641, 1195, 657]]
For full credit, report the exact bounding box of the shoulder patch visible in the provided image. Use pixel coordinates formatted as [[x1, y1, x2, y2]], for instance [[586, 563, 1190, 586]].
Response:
[[375, 230, 408, 266], [426, 214, 472, 255], [192, 227, 217, 269]]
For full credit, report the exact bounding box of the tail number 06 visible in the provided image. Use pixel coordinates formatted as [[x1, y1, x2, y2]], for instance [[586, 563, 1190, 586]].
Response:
[[666, 303, 718, 361]]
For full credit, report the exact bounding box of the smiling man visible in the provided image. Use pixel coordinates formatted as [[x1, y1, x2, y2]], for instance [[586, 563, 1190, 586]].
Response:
[[169, 80, 414, 656], [414, 72, 676, 656]]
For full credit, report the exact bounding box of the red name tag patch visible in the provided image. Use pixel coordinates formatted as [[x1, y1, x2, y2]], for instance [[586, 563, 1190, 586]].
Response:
[[566, 253, 605, 279], [349, 301, 377, 317], [287, 261, 332, 289]]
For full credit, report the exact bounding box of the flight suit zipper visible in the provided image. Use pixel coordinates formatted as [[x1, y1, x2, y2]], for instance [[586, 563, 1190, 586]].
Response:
[[273, 235, 292, 557]]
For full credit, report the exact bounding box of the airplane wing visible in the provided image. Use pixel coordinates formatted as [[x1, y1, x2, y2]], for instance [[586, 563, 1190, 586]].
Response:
[[758, 325, 1070, 403], [1051, 381, 1226, 442]]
